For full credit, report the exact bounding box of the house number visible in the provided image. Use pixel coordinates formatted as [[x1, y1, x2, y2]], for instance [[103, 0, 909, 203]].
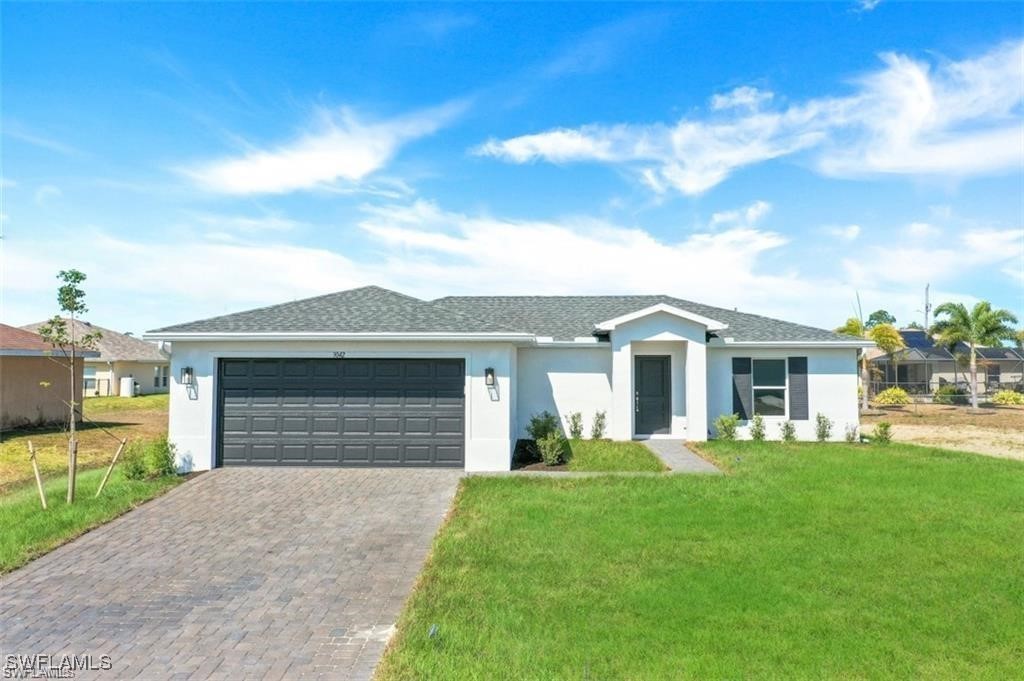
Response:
[[332, 351, 346, 358]]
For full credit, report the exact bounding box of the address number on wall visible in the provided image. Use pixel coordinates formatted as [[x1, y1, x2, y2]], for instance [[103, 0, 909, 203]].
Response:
[[332, 351, 347, 359]]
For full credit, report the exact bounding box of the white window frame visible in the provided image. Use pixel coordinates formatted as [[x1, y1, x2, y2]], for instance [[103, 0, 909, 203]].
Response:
[[751, 357, 788, 418]]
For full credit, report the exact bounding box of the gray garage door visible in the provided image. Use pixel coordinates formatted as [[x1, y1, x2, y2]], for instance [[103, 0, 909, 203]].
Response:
[[217, 358, 465, 467]]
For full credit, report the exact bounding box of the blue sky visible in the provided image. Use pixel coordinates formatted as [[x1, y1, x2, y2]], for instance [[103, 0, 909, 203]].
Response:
[[2, 2, 1021, 335]]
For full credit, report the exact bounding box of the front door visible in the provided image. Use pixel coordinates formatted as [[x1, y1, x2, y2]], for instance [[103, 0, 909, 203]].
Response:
[[635, 355, 671, 435]]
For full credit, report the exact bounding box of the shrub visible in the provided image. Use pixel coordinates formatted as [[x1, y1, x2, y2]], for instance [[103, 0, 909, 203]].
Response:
[[713, 413, 739, 440], [122, 437, 177, 480], [590, 410, 607, 440], [749, 414, 766, 442], [779, 420, 797, 443], [874, 387, 910, 406], [537, 432, 569, 466], [933, 384, 968, 405], [844, 424, 859, 443], [526, 411, 561, 441], [815, 413, 833, 442], [567, 412, 584, 439], [872, 421, 893, 444], [992, 390, 1024, 405]]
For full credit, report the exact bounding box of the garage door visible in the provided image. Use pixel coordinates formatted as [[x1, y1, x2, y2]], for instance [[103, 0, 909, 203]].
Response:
[[217, 358, 465, 467]]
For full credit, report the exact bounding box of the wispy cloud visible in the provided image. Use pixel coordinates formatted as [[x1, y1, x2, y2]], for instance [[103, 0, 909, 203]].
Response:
[[3, 121, 81, 156], [856, 0, 883, 12], [826, 224, 862, 241], [183, 100, 468, 195], [541, 12, 670, 79], [33, 184, 62, 205], [709, 200, 772, 230], [476, 40, 1024, 195]]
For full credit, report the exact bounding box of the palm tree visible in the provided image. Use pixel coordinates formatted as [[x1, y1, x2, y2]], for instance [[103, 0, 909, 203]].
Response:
[[836, 318, 906, 410], [931, 302, 1018, 409]]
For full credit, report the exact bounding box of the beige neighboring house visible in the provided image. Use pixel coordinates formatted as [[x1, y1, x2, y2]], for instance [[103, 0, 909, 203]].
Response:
[[0, 323, 99, 430], [22, 319, 171, 398]]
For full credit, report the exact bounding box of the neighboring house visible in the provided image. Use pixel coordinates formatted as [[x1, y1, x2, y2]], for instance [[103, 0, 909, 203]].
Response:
[[21, 319, 170, 397], [870, 329, 1024, 396], [0, 324, 98, 430], [145, 286, 866, 473]]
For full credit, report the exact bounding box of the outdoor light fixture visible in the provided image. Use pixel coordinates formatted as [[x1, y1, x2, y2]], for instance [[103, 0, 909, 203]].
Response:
[[484, 367, 496, 387], [180, 366, 195, 386]]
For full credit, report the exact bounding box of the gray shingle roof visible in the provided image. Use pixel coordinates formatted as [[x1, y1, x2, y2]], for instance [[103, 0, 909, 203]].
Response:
[[148, 286, 849, 343], [433, 295, 849, 342], [147, 286, 517, 335], [22, 318, 169, 362]]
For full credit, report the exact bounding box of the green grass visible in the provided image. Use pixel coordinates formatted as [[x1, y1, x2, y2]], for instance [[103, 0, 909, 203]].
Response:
[[566, 439, 666, 472], [0, 467, 182, 573], [84, 393, 169, 414], [378, 442, 1024, 680]]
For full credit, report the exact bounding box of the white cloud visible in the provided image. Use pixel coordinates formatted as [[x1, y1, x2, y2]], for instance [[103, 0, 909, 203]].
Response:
[[5, 201, 1019, 334], [187, 211, 304, 233], [184, 100, 467, 195], [33, 185, 62, 205], [709, 200, 772, 229], [826, 224, 862, 241], [905, 221, 940, 238], [476, 40, 1024, 195], [710, 86, 774, 111], [857, 0, 883, 12]]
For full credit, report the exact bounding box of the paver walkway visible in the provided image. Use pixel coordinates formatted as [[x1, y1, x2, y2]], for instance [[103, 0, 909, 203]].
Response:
[[0, 467, 461, 680], [642, 440, 722, 474]]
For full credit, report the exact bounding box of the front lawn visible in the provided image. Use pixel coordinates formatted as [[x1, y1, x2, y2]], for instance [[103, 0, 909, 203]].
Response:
[[567, 439, 666, 472], [0, 394, 168, 490], [0, 467, 182, 573], [378, 441, 1024, 679]]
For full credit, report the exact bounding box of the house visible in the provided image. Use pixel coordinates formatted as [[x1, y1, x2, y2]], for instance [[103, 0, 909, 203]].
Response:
[[21, 319, 171, 397], [144, 286, 867, 472], [0, 324, 99, 430], [869, 328, 1024, 396]]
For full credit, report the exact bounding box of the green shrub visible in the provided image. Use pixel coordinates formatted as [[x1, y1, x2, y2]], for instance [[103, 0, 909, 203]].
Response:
[[713, 413, 740, 440], [537, 432, 569, 466], [844, 424, 859, 443], [874, 387, 910, 406], [121, 436, 177, 480], [779, 420, 797, 443], [526, 411, 561, 441], [590, 411, 607, 440], [749, 414, 766, 442], [872, 421, 893, 444], [567, 412, 584, 439], [933, 384, 968, 405], [992, 390, 1024, 405], [815, 413, 833, 442]]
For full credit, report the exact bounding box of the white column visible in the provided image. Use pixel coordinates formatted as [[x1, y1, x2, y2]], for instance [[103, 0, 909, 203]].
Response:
[[685, 340, 708, 441], [610, 338, 633, 440]]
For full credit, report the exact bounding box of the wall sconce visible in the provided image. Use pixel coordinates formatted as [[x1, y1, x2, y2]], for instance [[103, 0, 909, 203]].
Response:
[[180, 366, 195, 386], [484, 367, 496, 387]]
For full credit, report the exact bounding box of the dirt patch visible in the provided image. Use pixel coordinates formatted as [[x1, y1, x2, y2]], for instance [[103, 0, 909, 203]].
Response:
[[862, 404, 1023, 460], [516, 461, 569, 472], [0, 406, 168, 491]]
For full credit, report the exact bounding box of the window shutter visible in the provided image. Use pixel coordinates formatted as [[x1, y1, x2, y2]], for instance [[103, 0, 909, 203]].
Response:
[[732, 357, 752, 420], [788, 356, 809, 420]]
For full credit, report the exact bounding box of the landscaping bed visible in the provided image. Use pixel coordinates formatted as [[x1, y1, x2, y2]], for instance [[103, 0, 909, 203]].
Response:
[[378, 441, 1023, 679], [513, 439, 666, 473], [862, 402, 1024, 460]]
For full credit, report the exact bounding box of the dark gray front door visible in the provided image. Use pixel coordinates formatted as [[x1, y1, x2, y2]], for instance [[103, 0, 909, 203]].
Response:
[[635, 355, 671, 435], [217, 358, 465, 467]]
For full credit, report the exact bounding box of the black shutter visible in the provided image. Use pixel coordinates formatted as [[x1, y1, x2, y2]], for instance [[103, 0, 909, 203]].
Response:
[[732, 357, 752, 420], [788, 356, 809, 420]]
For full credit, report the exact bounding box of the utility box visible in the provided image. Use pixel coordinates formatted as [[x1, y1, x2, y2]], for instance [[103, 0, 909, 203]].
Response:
[[119, 376, 137, 397]]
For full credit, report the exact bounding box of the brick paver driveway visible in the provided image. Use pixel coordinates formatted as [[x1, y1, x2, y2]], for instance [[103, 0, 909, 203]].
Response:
[[0, 468, 462, 680]]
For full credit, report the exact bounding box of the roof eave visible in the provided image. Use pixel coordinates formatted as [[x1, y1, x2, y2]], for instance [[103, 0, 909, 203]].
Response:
[[711, 339, 873, 348], [594, 303, 729, 332], [142, 331, 536, 343]]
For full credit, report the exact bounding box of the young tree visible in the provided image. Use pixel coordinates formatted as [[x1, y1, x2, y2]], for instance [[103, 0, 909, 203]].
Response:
[[870, 323, 907, 390], [836, 318, 906, 410], [35, 270, 101, 503], [866, 310, 896, 328], [931, 301, 1018, 409]]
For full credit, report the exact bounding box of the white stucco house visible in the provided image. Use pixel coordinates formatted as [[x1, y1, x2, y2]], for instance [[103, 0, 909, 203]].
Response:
[[144, 286, 867, 472]]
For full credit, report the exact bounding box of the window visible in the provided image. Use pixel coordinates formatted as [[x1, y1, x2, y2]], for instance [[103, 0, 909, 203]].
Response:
[[154, 366, 160, 388], [83, 366, 97, 392], [752, 359, 786, 416], [162, 366, 168, 387]]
